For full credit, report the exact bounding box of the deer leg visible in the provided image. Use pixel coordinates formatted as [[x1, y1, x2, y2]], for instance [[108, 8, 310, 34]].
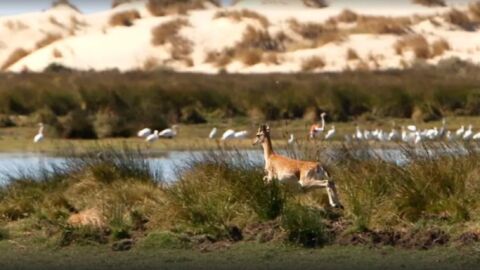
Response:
[[301, 180, 343, 209]]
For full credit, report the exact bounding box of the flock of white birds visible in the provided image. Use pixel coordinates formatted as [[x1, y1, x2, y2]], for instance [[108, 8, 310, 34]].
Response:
[[32, 119, 480, 145]]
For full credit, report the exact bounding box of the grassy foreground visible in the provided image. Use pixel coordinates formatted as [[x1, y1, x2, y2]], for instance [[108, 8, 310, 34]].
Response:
[[2, 143, 480, 269]]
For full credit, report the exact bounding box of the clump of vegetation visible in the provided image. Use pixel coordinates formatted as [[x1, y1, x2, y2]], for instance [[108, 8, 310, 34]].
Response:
[[301, 56, 326, 72], [394, 34, 430, 59], [1, 48, 30, 70], [430, 38, 450, 57], [303, 0, 329, 8], [214, 9, 270, 28], [151, 18, 193, 64], [444, 8, 476, 31], [35, 34, 62, 49], [109, 9, 141, 27], [412, 0, 446, 7], [52, 0, 81, 12], [469, 1, 480, 21], [289, 19, 344, 47], [147, 0, 219, 16], [346, 48, 359, 60]]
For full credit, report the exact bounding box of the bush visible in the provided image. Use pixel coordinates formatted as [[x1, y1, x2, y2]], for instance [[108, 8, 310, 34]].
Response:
[[214, 9, 270, 28], [444, 9, 476, 31], [151, 18, 190, 46], [109, 10, 141, 27], [93, 109, 127, 138], [301, 56, 325, 72], [412, 0, 446, 7], [430, 38, 450, 57], [61, 110, 97, 139], [394, 34, 430, 59], [1, 48, 30, 70], [282, 203, 329, 247]]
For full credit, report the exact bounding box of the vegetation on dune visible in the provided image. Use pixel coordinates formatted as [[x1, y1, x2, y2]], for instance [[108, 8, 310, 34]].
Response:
[[2, 143, 480, 250]]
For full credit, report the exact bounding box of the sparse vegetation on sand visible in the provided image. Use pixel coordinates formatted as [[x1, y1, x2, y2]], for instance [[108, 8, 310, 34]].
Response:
[[2, 143, 480, 253], [147, 0, 219, 16], [412, 0, 446, 7], [109, 9, 141, 27]]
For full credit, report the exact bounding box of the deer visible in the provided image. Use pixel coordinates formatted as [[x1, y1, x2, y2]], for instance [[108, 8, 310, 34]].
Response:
[[253, 124, 343, 208]]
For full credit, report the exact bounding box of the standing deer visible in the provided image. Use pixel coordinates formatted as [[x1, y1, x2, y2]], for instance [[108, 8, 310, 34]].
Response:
[[253, 124, 343, 208]]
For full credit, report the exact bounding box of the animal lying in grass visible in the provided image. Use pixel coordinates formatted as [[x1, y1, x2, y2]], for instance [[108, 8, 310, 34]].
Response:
[[253, 124, 343, 208]]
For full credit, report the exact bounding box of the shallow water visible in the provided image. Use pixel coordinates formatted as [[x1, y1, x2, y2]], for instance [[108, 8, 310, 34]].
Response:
[[0, 146, 470, 185]]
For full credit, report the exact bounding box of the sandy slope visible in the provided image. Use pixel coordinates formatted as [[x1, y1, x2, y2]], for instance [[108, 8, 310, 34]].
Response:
[[1, 1, 479, 73]]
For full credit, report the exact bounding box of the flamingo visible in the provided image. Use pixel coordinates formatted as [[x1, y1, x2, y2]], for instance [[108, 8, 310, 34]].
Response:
[[33, 123, 44, 143], [146, 130, 159, 142], [159, 125, 178, 139], [463, 125, 473, 140], [137, 128, 151, 138], [324, 125, 336, 140], [209, 127, 217, 139], [234, 130, 249, 139], [221, 129, 236, 140], [309, 112, 326, 139]]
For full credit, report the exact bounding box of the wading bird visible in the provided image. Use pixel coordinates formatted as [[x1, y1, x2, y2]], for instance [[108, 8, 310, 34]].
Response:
[[209, 127, 217, 139], [325, 125, 336, 140], [159, 125, 178, 139], [288, 134, 295, 144], [253, 125, 342, 208], [309, 112, 326, 139], [463, 125, 473, 140], [146, 130, 159, 142], [221, 129, 236, 140], [33, 123, 44, 143], [137, 128, 151, 138], [234, 130, 249, 139]]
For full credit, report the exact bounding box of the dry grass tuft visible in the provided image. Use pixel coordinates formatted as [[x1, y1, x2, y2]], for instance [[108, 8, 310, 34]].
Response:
[[204, 49, 234, 67], [346, 48, 359, 60], [147, 0, 217, 16], [430, 38, 450, 57], [289, 19, 344, 46], [355, 16, 411, 35], [52, 48, 63, 58], [35, 34, 62, 49], [336, 9, 358, 23], [237, 26, 286, 52], [412, 0, 446, 7], [1, 48, 30, 71], [52, 0, 81, 12], [469, 2, 480, 21], [394, 34, 430, 59], [3, 20, 28, 31], [263, 52, 281, 65], [111, 0, 137, 8], [214, 9, 270, 28], [302, 0, 329, 8], [109, 10, 141, 27], [444, 8, 476, 31], [301, 56, 325, 72], [151, 18, 190, 46], [237, 49, 263, 66]]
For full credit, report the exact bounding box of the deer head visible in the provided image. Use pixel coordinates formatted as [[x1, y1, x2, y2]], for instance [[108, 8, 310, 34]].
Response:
[[253, 124, 270, 146]]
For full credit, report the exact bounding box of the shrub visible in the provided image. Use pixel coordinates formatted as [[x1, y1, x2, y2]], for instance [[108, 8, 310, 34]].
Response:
[[1, 48, 30, 70], [93, 109, 127, 138], [238, 49, 262, 66], [52, 0, 80, 12], [52, 48, 63, 58], [147, 0, 217, 16], [301, 56, 325, 72], [346, 48, 359, 60], [394, 34, 430, 59], [213, 9, 270, 28], [354, 15, 411, 35], [35, 34, 62, 49], [469, 1, 480, 21], [289, 19, 344, 46], [109, 10, 141, 27], [336, 9, 358, 23], [430, 38, 450, 57], [444, 9, 475, 31], [60, 110, 97, 139], [112, 0, 137, 7], [303, 0, 328, 8], [151, 18, 190, 46], [412, 0, 446, 7], [282, 203, 329, 247]]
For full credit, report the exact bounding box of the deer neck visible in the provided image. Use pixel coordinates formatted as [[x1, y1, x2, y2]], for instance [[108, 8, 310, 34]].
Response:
[[262, 134, 274, 159]]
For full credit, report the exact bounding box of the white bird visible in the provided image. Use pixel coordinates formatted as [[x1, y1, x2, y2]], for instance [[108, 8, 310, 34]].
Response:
[[33, 123, 44, 143], [324, 125, 336, 140], [388, 128, 399, 141], [463, 125, 473, 140], [221, 129, 236, 140], [473, 132, 480, 140], [355, 126, 363, 140], [414, 132, 422, 144], [288, 134, 295, 144], [401, 126, 408, 142], [209, 127, 218, 139], [137, 128, 151, 138], [159, 125, 178, 139], [456, 125, 465, 138], [446, 131, 453, 141], [407, 125, 417, 132], [146, 130, 159, 142], [234, 130, 249, 139]]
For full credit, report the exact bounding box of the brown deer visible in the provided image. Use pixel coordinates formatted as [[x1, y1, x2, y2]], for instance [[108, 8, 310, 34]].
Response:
[[253, 124, 342, 208]]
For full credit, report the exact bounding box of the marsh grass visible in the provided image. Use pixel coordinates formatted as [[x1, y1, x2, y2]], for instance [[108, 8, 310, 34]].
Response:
[[3, 143, 480, 249]]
